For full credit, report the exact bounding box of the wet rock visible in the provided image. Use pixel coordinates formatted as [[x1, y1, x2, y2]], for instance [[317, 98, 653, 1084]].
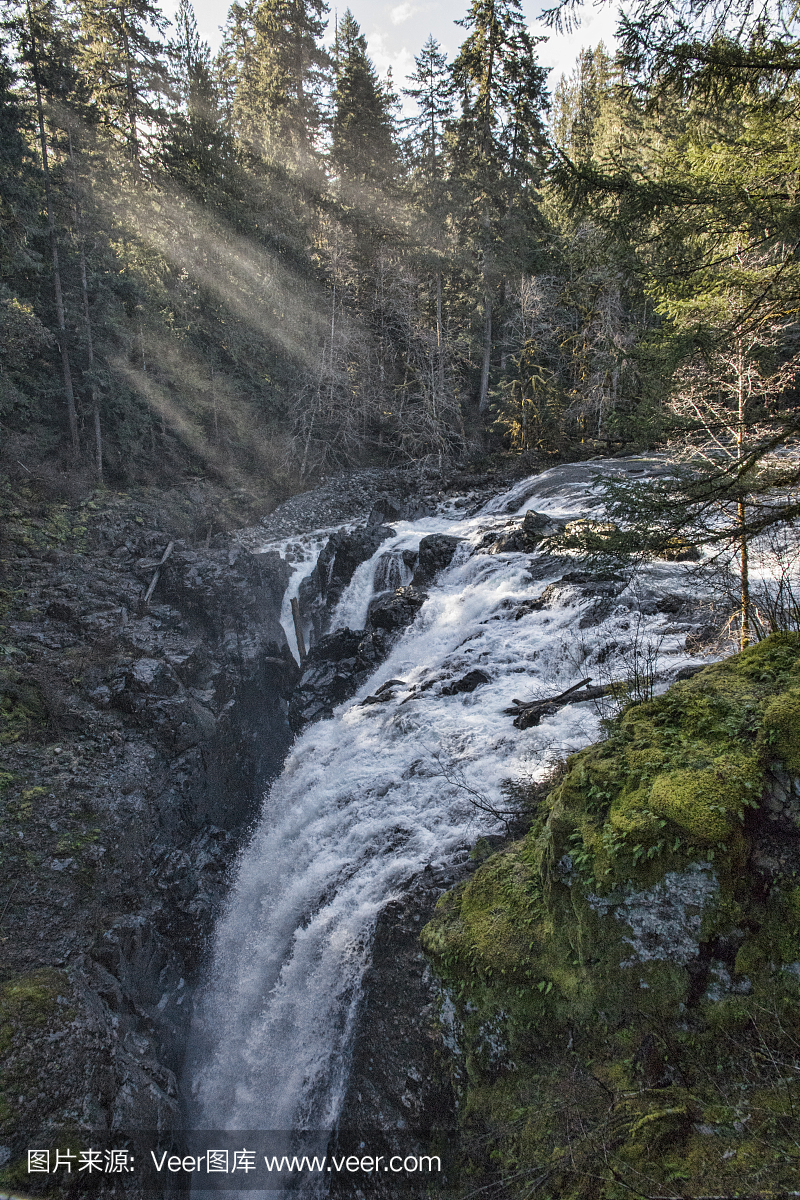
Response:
[[514, 572, 626, 623], [368, 585, 428, 635], [412, 534, 462, 584], [0, 499, 299, 1153], [477, 510, 564, 555], [289, 628, 388, 732], [441, 669, 490, 695], [360, 679, 407, 706], [298, 525, 396, 642]]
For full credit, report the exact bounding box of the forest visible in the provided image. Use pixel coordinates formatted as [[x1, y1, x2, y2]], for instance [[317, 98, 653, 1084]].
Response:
[[1, 0, 800, 565]]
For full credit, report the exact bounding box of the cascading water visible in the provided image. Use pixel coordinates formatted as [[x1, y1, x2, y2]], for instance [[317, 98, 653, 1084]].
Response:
[[187, 458, 711, 1154]]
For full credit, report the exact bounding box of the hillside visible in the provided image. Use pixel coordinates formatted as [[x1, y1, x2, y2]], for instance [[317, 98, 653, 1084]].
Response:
[[423, 634, 800, 1196]]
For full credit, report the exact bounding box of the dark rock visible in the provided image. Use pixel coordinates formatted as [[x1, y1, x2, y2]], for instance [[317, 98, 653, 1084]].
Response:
[[658, 538, 701, 562], [368, 494, 404, 524], [441, 669, 490, 695], [359, 679, 407, 706], [46, 600, 74, 622], [368, 585, 428, 634], [522, 509, 553, 535], [676, 664, 708, 680], [126, 657, 180, 697], [657, 593, 689, 615], [299, 525, 396, 642], [413, 534, 462, 584], [368, 493, 436, 526], [477, 511, 564, 555], [0, 503, 300, 1154], [289, 628, 388, 732], [376, 677, 405, 695]]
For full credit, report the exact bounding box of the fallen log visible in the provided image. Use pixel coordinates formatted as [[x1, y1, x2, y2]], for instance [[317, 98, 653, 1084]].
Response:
[[505, 677, 617, 729], [142, 541, 174, 608], [504, 677, 592, 716]]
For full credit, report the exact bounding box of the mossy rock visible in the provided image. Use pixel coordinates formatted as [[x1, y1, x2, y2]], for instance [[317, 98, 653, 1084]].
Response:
[[760, 687, 800, 771], [0, 969, 64, 1056], [422, 633, 800, 1198]]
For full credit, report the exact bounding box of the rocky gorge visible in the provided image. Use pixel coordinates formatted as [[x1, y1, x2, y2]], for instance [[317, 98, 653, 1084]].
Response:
[[3, 459, 798, 1200], [0, 466, 497, 1195]]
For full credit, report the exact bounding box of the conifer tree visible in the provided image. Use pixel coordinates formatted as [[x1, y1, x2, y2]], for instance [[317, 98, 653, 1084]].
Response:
[[75, 0, 170, 167], [449, 0, 548, 414], [331, 10, 396, 184], [16, 0, 79, 451], [404, 35, 453, 171], [164, 0, 232, 198], [251, 0, 329, 160]]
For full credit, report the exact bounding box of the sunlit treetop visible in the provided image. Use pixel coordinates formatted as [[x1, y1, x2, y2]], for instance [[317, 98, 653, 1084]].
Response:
[[542, 0, 800, 102]]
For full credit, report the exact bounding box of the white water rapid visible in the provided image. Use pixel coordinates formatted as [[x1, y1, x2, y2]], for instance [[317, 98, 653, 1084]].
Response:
[[187, 459, 711, 1147]]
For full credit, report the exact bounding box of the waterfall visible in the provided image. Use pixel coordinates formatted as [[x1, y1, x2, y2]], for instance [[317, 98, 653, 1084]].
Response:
[[187, 458, 709, 1148]]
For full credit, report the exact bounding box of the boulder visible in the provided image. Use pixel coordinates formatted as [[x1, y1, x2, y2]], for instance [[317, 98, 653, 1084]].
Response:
[[441, 669, 490, 695], [476, 511, 563, 555], [368, 586, 428, 634], [413, 534, 462, 584], [288, 628, 388, 732]]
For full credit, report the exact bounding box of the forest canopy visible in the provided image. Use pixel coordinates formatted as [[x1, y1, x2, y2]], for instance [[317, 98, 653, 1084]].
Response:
[[0, 0, 798, 507]]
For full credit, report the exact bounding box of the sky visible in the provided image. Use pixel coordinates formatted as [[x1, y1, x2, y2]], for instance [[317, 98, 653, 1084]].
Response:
[[162, 0, 621, 106]]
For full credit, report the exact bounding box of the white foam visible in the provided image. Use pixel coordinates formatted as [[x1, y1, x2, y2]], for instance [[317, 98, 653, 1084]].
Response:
[[188, 461, 718, 1138]]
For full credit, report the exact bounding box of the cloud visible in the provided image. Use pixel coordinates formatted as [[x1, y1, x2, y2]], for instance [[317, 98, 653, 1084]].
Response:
[[390, 2, 419, 24]]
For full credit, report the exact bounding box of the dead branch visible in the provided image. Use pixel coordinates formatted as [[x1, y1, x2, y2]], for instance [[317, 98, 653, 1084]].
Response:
[[504, 677, 616, 729]]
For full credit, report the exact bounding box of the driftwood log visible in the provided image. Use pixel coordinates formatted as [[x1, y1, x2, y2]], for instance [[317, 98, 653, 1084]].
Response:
[[504, 677, 615, 729]]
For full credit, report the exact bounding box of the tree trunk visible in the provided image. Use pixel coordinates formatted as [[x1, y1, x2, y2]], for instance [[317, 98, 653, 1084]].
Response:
[[478, 291, 492, 414], [26, 0, 79, 455], [739, 496, 750, 649], [121, 16, 141, 166], [736, 342, 749, 649], [436, 269, 445, 403], [69, 129, 103, 482]]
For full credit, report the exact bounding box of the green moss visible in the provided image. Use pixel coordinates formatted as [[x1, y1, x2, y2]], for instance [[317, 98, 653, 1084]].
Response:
[[0, 969, 64, 1055], [760, 688, 800, 770], [648, 756, 760, 843], [423, 634, 800, 1199]]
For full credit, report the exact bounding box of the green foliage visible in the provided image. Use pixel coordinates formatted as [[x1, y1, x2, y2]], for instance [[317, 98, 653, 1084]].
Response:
[[331, 10, 396, 185], [422, 634, 800, 1198]]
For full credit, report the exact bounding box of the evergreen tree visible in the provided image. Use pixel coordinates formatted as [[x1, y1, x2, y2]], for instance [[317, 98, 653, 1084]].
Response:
[[251, 0, 329, 160], [14, 0, 80, 451], [449, 0, 549, 414], [331, 10, 396, 184], [216, 0, 257, 137], [403, 35, 453, 171], [164, 0, 232, 199], [550, 43, 613, 160], [75, 0, 171, 166]]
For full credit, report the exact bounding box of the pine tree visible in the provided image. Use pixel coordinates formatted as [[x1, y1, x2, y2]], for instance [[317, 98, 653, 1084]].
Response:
[[164, 0, 232, 199], [331, 10, 396, 184], [252, 0, 329, 160], [449, 0, 549, 414], [15, 0, 80, 452], [550, 43, 614, 160], [75, 0, 170, 167], [403, 35, 453, 171]]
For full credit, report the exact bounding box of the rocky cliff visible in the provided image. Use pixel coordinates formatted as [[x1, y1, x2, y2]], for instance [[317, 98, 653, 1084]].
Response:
[[0, 489, 296, 1193]]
